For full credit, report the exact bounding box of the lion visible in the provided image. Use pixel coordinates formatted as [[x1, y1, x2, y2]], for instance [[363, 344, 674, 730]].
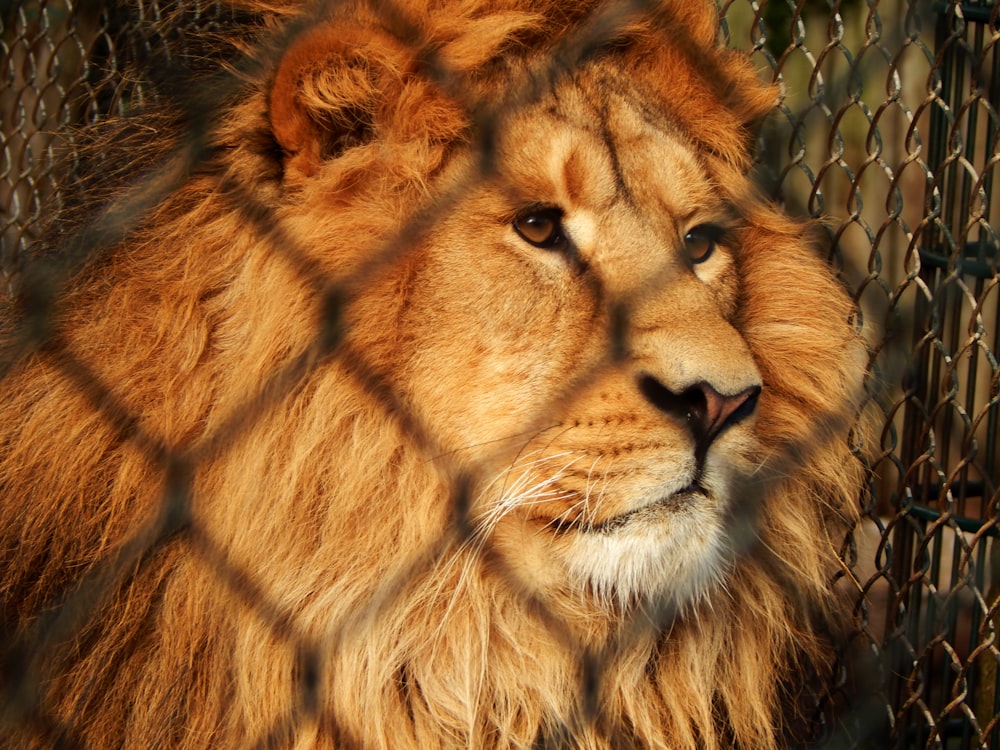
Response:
[[0, 0, 866, 747]]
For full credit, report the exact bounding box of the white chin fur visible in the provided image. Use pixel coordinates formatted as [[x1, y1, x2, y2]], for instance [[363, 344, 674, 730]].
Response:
[[562, 504, 732, 610]]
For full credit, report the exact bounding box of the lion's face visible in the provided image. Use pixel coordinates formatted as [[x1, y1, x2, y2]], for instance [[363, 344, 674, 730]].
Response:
[[364, 68, 767, 609]]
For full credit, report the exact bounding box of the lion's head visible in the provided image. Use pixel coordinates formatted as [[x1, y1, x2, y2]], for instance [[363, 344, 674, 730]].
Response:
[[0, 1, 865, 748]]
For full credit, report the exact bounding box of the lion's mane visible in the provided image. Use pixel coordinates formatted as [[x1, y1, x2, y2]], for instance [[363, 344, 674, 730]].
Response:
[[0, 1, 865, 748]]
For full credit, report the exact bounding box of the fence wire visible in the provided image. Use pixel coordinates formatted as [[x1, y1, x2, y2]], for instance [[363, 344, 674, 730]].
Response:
[[1, 0, 999, 748]]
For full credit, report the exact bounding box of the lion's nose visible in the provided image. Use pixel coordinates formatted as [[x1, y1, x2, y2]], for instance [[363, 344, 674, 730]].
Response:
[[638, 374, 761, 450]]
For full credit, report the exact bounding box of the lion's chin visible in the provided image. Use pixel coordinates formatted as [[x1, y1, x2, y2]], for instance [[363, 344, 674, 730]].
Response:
[[555, 489, 733, 611]]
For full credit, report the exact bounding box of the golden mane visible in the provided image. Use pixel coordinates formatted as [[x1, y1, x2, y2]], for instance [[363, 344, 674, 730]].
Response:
[[0, 1, 865, 748]]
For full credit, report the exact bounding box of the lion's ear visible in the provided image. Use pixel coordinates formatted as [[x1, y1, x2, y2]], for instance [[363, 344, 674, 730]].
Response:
[[270, 22, 406, 181]]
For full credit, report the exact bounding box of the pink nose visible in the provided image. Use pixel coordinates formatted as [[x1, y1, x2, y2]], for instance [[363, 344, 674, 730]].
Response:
[[638, 375, 761, 446], [691, 382, 761, 442]]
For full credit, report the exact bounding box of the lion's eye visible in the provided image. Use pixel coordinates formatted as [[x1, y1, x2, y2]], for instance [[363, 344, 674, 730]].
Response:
[[513, 208, 566, 250], [683, 225, 723, 264]]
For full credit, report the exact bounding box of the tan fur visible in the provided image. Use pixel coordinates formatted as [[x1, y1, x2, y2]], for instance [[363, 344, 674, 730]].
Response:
[[0, 1, 865, 747]]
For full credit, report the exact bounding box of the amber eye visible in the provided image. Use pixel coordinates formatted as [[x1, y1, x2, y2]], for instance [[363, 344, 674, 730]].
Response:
[[513, 208, 566, 250], [683, 224, 723, 264]]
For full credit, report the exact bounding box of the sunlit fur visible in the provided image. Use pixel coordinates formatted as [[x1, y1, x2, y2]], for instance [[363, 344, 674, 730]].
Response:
[[0, 0, 866, 748]]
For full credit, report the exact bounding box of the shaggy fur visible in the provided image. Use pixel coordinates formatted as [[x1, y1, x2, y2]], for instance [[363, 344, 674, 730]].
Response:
[[0, 0, 865, 747]]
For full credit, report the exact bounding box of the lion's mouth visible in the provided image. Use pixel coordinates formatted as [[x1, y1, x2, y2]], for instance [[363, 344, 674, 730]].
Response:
[[546, 483, 707, 534]]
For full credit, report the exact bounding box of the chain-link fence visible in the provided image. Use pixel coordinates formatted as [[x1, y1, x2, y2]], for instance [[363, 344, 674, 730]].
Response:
[[1, 0, 998, 747], [726, 1, 999, 747]]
